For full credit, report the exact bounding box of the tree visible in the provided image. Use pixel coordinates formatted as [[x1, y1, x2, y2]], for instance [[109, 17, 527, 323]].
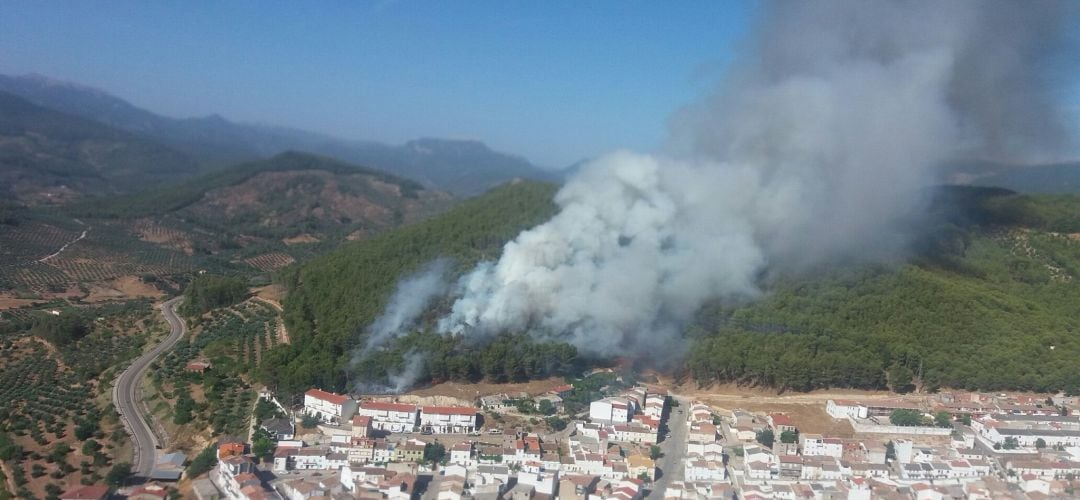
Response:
[[423, 442, 446, 465], [187, 446, 217, 478], [545, 417, 567, 431], [934, 411, 953, 428], [887, 364, 915, 393], [885, 441, 896, 461], [755, 429, 775, 448], [961, 413, 972, 426], [1002, 437, 1019, 450], [779, 430, 798, 444], [0, 432, 21, 461], [253, 432, 275, 461], [81, 440, 102, 456], [1035, 438, 1046, 449], [649, 445, 662, 460], [889, 409, 924, 427], [537, 399, 556, 416], [105, 462, 132, 486], [301, 414, 319, 428]]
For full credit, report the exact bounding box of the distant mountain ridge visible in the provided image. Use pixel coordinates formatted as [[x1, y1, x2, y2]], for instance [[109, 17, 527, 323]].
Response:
[[0, 90, 199, 204], [0, 73, 559, 195]]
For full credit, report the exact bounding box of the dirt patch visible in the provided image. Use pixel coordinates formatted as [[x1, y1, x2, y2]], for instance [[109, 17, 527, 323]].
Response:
[[252, 284, 286, 306], [83, 276, 163, 302], [283, 233, 321, 245], [404, 378, 565, 401], [0, 294, 42, 310]]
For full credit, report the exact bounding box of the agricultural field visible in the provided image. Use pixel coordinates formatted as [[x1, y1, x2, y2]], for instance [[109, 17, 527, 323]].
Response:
[[242, 252, 296, 272], [147, 299, 280, 447], [0, 304, 162, 499]]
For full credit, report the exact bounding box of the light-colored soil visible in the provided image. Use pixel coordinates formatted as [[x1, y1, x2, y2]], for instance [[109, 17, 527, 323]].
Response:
[[0, 294, 42, 310], [404, 378, 565, 401], [283, 233, 321, 245], [83, 276, 163, 303], [252, 284, 286, 304]]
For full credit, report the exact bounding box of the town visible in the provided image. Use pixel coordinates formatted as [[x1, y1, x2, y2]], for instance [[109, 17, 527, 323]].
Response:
[[89, 375, 1080, 500]]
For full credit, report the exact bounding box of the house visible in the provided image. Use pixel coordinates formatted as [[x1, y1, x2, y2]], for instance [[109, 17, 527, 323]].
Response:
[[826, 400, 868, 419], [550, 384, 574, 397], [769, 413, 797, 434], [420, 406, 478, 434], [348, 437, 376, 464], [149, 452, 186, 481], [60, 485, 110, 500], [610, 423, 658, 445], [303, 389, 357, 424], [590, 398, 633, 423], [185, 360, 212, 374], [801, 434, 844, 458], [352, 415, 372, 438], [358, 402, 419, 433], [128, 483, 169, 500], [535, 394, 563, 412], [449, 442, 474, 466], [395, 441, 425, 463], [293, 448, 330, 470], [261, 417, 294, 441], [688, 422, 717, 443], [480, 394, 510, 412], [218, 441, 245, 460], [684, 459, 725, 482]]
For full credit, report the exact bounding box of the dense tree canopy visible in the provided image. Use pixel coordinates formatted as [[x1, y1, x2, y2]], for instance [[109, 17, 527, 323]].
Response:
[[182, 274, 249, 316]]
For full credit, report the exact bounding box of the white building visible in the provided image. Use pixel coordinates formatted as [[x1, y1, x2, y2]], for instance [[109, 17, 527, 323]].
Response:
[[358, 402, 419, 433], [610, 423, 658, 445], [303, 389, 357, 424], [590, 398, 632, 423], [685, 459, 726, 482], [800, 434, 844, 458], [420, 406, 478, 434], [449, 442, 474, 467], [826, 399, 868, 420]]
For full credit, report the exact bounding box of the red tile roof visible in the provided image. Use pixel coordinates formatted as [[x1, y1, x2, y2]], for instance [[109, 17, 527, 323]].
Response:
[[60, 485, 110, 500], [361, 401, 417, 413], [353, 415, 372, 426], [770, 413, 795, 426], [306, 388, 351, 405], [422, 405, 477, 416]]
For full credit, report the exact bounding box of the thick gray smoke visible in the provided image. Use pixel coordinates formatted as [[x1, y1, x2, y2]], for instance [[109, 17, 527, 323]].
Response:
[[437, 0, 1077, 358]]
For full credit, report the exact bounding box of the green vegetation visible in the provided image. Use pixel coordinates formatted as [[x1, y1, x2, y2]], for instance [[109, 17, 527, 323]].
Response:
[[687, 190, 1080, 393], [181, 275, 248, 316], [262, 181, 559, 395], [187, 446, 217, 478], [423, 442, 446, 466], [889, 409, 928, 427], [779, 430, 798, 444], [70, 151, 423, 219], [755, 428, 775, 448], [29, 313, 90, 347]]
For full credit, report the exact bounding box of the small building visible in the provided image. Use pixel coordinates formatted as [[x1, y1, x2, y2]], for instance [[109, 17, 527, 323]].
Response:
[[352, 415, 373, 438], [260, 417, 295, 441], [185, 360, 212, 374], [303, 388, 357, 424], [59, 485, 110, 500], [396, 442, 425, 463], [217, 441, 245, 459]]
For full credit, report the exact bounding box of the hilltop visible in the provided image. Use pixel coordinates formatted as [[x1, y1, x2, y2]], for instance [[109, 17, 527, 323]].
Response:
[[0, 152, 451, 303], [264, 184, 1080, 396]]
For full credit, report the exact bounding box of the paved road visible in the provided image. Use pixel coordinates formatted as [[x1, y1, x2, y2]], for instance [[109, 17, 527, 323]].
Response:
[[650, 396, 690, 497], [113, 296, 187, 478]]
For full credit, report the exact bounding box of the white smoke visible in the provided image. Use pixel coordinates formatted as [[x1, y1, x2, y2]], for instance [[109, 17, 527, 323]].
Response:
[[437, 0, 1077, 357], [361, 258, 450, 356]]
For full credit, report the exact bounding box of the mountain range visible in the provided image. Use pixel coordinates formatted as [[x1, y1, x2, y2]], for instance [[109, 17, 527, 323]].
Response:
[[0, 73, 560, 196]]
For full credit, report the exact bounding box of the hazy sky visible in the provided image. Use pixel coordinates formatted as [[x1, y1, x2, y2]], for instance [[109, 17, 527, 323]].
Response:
[[1, 1, 755, 167]]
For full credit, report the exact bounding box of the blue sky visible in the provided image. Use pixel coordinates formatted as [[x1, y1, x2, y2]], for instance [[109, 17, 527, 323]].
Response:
[[0, 1, 756, 167]]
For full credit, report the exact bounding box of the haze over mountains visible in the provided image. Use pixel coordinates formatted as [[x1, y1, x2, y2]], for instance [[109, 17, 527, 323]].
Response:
[[0, 73, 561, 197]]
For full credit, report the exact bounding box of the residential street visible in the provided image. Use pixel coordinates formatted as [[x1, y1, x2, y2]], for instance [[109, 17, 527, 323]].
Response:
[[649, 396, 689, 496], [113, 296, 186, 478]]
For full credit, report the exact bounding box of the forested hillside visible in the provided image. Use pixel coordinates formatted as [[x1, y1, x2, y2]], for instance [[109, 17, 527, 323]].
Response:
[[261, 181, 559, 395], [687, 190, 1080, 394]]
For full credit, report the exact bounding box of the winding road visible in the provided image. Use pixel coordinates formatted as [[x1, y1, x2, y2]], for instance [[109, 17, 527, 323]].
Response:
[[113, 296, 187, 478]]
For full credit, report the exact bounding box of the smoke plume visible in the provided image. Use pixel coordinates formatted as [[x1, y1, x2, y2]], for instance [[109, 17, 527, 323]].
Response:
[[437, 0, 1077, 358]]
